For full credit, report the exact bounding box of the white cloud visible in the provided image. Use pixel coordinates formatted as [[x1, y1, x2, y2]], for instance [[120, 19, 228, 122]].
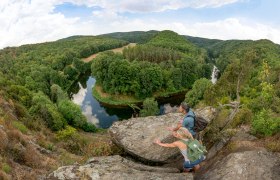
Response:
[[83, 104, 99, 126], [0, 0, 280, 49], [0, 0, 95, 48], [191, 18, 280, 43], [64, 0, 243, 12], [72, 82, 87, 106], [84, 16, 280, 45]]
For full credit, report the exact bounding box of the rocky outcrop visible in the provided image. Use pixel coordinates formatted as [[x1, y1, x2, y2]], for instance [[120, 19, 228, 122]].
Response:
[[109, 107, 216, 163], [198, 150, 280, 180], [47, 155, 192, 180]]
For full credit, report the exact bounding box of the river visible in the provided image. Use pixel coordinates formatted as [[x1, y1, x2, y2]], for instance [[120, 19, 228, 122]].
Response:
[[69, 73, 185, 129]]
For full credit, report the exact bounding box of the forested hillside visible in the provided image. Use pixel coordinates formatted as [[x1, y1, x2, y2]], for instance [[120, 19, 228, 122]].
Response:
[[100, 30, 158, 44], [0, 36, 128, 178], [0, 36, 127, 131], [92, 30, 212, 102], [100, 30, 280, 137], [0, 30, 279, 179]]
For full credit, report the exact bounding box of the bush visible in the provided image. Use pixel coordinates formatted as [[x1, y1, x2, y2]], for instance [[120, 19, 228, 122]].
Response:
[[58, 100, 97, 132], [252, 109, 280, 136], [185, 78, 212, 107], [139, 98, 159, 117], [231, 108, 253, 128], [1, 163, 11, 174], [56, 126, 77, 141], [63, 134, 89, 155]]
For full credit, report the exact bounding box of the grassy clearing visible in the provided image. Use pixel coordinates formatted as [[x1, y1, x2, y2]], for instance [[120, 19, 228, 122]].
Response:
[[83, 43, 136, 62], [93, 85, 142, 106], [93, 85, 188, 106]]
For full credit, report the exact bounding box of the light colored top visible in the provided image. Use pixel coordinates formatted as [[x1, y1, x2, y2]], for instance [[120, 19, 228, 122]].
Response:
[[179, 139, 189, 161]]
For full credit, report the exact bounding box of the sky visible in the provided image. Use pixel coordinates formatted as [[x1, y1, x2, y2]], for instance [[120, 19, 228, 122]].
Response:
[[0, 0, 280, 49]]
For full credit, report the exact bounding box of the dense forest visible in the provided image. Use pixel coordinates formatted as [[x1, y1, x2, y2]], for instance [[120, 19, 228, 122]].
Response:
[[0, 36, 127, 132], [92, 30, 212, 100], [102, 30, 280, 137]]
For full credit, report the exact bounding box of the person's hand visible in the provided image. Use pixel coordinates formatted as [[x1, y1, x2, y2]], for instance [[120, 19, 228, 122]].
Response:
[[154, 138, 161, 144], [167, 127, 174, 131]]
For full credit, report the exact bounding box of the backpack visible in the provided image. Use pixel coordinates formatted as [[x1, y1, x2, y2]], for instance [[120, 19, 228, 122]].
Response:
[[186, 114, 208, 132], [181, 139, 207, 162]]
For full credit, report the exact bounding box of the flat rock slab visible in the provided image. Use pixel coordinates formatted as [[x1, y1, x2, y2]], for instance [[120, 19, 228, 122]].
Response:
[[47, 155, 192, 180], [109, 107, 216, 163]]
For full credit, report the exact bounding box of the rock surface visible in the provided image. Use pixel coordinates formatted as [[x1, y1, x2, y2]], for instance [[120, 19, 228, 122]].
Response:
[[109, 107, 216, 163], [198, 150, 280, 180], [46, 155, 192, 180]]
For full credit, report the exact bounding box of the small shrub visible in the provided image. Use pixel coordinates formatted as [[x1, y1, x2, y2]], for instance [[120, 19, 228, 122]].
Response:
[[139, 98, 159, 117], [63, 134, 89, 155], [231, 108, 253, 128], [252, 109, 280, 136], [12, 121, 28, 134], [46, 143, 55, 151], [266, 141, 280, 152], [185, 78, 212, 107], [56, 126, 77, 140], [7, 143, 25, 164], [21, 117, 43, 131], [1, 163, 11, 174]]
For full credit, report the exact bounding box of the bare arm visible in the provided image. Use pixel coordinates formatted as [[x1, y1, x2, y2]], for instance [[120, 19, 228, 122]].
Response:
[[173, 123, 182, 131], [154, 139, 178, 148]]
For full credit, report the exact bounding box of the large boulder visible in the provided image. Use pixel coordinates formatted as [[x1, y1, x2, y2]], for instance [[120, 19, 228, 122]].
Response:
[[46, 155, 192, 180], [198, 150, 280, 180], [109, 107, 216, 163]]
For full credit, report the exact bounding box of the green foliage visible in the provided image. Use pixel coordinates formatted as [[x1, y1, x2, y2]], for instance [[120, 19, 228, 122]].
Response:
[[231, 108, 253, 128], [139, 98, 159, 117], [92, 30, 209, 101], [2, 163, 12, 174], [252, 109, 280, 136], [101, 30, 159, 44], [56, 125, 77, 140], [123, 45, 182, 63], [29, 92, 66, 131], [185, 78, 212, 107], [12, 121, 28, 134], [58, 100, 97, 132], [9, 85, 32, 107], [50, 84, 68, 103], [147, 30, 197, 54], [0, 35, 125, 134]]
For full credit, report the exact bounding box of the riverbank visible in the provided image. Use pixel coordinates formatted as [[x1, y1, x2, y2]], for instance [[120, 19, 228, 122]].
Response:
[[92, 85, 189, 107]]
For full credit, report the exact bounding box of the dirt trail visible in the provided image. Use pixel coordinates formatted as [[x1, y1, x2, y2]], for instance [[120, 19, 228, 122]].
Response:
[[82, 43, 136, 63]]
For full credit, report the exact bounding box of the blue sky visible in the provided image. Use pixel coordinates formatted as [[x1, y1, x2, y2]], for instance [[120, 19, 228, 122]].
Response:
[[0, 0, 280, 48]]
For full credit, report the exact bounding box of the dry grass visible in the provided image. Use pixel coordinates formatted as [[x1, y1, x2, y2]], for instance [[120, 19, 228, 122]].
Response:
[[0, 171, 10, 180], [82, 43, 136, 62], [23, 145, 44, 168], [0, 129, 8, 151]]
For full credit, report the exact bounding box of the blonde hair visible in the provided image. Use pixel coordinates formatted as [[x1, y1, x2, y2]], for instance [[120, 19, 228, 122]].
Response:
[[176, 127, 193, 140]]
